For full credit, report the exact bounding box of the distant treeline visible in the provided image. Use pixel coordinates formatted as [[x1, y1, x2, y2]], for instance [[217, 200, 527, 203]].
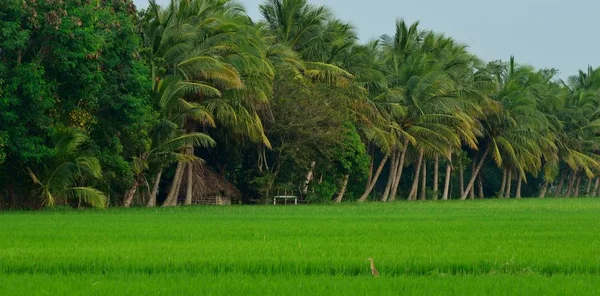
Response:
[[1, 0, 599, 209]]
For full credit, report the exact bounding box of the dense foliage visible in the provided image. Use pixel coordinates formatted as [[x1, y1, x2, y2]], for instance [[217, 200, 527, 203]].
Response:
[[2, 0, 600, 209], [0, 0, 153, 208]]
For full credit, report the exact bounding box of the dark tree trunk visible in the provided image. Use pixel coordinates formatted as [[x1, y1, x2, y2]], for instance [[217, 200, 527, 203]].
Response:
[[433, 155, 439, 200], [553, 172, 567, 197], [459, 158, 465, 197], [539, 182, 548, 198], [505, 169, 512, 199], [515, 172, 523, 199], [184, 162, 194, 206], [565, 172, 576, 197], [123, 178, 139, 208], [366, 147, 374, 186], [586, 177, 593, 196], [147, 169, 162, 207], [408, 150, 424, 201], [358, 155, 389, 202], [389, 140, 409, 202], [334, 174, 350, 203], [442, 152, 452, 201], [386, 150, 402, 202], [469, 154, 478, 200], [461, 145, 491, 200], [162, 162, 184, 207], [420, 159, 427, 201], [574, 175, 581, 197], [593, 178, 600, 197], [381, 150, 398, 202], [8, 184, 16, 209], [478, 173, 484, 199], [498, 168, 507, 198]]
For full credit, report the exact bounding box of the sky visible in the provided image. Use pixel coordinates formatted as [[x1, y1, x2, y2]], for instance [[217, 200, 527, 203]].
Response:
[[134, 0, 600, 79]]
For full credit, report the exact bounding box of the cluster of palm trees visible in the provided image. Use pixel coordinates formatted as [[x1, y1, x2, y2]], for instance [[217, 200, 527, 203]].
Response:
[[47, 0, 600, 208]]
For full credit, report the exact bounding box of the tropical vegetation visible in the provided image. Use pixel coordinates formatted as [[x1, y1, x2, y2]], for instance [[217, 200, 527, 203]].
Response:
[[2, 0, 600, 209]]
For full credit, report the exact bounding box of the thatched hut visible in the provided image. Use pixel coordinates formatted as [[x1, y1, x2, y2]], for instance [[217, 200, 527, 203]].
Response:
[[177, 162, 240, 205]]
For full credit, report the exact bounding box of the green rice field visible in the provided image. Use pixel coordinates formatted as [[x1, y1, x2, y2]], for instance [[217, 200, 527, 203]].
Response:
[[1, 198, 600, 295]]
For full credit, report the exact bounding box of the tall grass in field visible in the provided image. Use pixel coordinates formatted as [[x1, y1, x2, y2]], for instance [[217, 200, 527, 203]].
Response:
[[1, 199, 600, 295]]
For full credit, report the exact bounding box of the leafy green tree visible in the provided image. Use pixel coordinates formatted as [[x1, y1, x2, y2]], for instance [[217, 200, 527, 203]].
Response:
[[0, 0, 153, 208], [333, 124, 370, 202]]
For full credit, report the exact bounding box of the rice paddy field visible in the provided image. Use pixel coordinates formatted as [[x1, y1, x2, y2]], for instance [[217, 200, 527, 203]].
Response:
[[1, 198, 600, 295]]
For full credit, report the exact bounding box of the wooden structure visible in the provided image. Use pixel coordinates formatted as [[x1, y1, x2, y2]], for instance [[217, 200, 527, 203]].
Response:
[[273, 195, 298, 205], [273, 189, 298, 205], [178, 162, 240, 205]]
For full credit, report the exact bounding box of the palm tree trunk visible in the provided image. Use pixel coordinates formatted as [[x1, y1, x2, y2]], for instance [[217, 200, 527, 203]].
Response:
[[469, 154, 477, 200], [184, 162, 194, 206], [593, 178, 600, 197], [162, 162, 184, 207], [366, 148, 374, 186], [505, 169, 512, 199], [442, 153, 452, 200], [478, 174, 484, 199], [408, 150, 424, 201], [381, 150, 398, 202], [515, 172, 523, 199], [389, 140, 409, 202], [565, 172, 576, 197], [574, 176, 581, 197], [553, 172, 567, 197], [387, 150, 402, 201], [358, 155, 389, 202], [420, 159, 427, 201], [461, 145, 491, 200], [334, 174, 349, 203], [539, 182, 548, 198], [147, 169, 162, 207], [123, 178, 139, 208], [586, 177, 593, 196], [498, 168, 507, 198], [433, 155, 439, 200], [459, 158, 465, 197], [170, 165, 185, 206]]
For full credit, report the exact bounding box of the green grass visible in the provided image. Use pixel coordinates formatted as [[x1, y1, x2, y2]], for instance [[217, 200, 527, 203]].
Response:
[[1, 198, 600, 295]]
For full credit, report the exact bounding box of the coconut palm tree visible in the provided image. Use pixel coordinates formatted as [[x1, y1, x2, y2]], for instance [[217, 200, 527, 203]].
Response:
[[461, 57, 556, 200], [142, 0, 274, 206], [26, 129, 107, 208], [375, 22, 482, 201], [547, 66, 600, 197], [122, 121, 215, 207], [259, 0, 353, 85]]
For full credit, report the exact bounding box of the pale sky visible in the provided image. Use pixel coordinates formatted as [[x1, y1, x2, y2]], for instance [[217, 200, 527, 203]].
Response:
[[134, 0, 600, 79]]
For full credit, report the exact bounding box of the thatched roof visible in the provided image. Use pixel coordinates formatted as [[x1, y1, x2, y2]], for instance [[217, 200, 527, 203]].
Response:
[[178, 162, 241, 200]]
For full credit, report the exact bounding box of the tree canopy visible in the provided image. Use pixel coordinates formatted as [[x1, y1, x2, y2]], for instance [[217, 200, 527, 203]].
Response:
[[2, 0, 600, 209]]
